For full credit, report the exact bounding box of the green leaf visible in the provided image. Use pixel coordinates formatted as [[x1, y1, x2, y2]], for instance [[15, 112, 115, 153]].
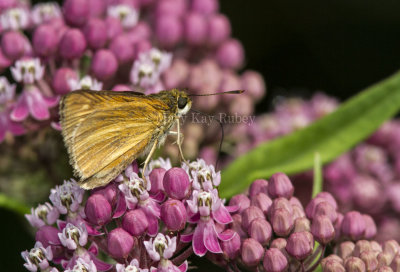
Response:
[[0, 193, 30, 215], [220, 70, 400, 198], [312, 152, 323, 198]]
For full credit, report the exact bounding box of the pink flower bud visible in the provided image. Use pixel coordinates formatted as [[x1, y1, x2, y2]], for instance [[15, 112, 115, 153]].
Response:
[[248, 179, 269, 197], [133, 39, 152, 59], [112, 84, 131, 91], [163, 167, 190, 200], [294, 217, 311, 233], [126, 22, 152, 44], [315, 192, 338, 210], [0, 49, 11, 72], [271, 208, 294, 237], [35, 226, 61, 248], [269, 197, 293, 218], [106, 17, 123, 40], [52, 68, 78, 94], [250, 193, 272, 216], [270, 238, 287, 252], [313, 201, 337, 223], [268, 173, 294, 199], [241, 70, 266, 101], [84, 18, 108, 49], [311, 215, 335, 244], [33, 25, 58, 57], [160, 199, 187, 231], [191, 0, 218, 15], [155, 0, 187, 17], [1, 31, 29, 60], [229, 194, 250, 213], [341, 211, 366, 241], [263, 248, 288, 272], [109, 34, 134, 64], [383, 240, 399, 256], [286, 231, 314, 260], [360, 250, 378, 271], [183, 13, 207, 46], [353, 240, 371, 258], [92, 183, 118, 206], [221, 229, 240, 259], [91, 49, 118, 80], [249, 218, 272, 245], [107, 228, 134, 258], [59, 29, 87, 59], [216, 39, 244, 69], [338, 241, 355, 259], [85, 194, 112, 226], [63, 0, 89, 27], [162, 59, 190, 89], [305, 197, 327, 219], [207, 14, 231, 46], [149, 168, 166, 195], [241, 238, 264, 267], [88, 0, 106, 17], [122, 209, 148, 236], [155, 15, 182, 48], [362, 214, 377, 239], [241, 206, 265, 231], [344, 257, 366, 271], [322, 259, 345, 272], [230, 214, 247, 239]]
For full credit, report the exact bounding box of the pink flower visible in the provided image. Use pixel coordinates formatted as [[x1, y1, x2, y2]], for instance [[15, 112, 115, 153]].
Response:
[[11, 58, 44, 84], [21, 242, 53, 272], [10, 85, 59, 121], [116, 259, 148, 272], [107, 4, 139, 29], [0, 7, 30, 31], [31, 3, 62, 25], [64, 258, 97, 272], [58, 222, 88, 250], [185, 189, 235, 256], [25, 202, 60, 228], [188, 159, 221, 191], [68, 75, 103, 91], [49, 179, 84, 214]]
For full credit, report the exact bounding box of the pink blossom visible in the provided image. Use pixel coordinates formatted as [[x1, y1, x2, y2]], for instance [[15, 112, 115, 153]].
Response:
[[25, 202, 60, 228], [11, 58, 44, 84], [31, 3, 62, 25], [21, 242, 53, 272], [58, 222, 88, 250], [107, 4, 139, 29], [0, 7, 30, 31]]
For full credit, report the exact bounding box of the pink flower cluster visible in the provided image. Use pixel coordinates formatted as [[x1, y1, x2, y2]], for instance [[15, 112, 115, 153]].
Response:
[[22, 158, 237, 271], [0, 0, 266, 162], [236, 93, 400, 243]]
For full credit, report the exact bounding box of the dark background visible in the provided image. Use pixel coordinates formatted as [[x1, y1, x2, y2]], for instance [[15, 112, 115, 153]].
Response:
[[4, 0, 400, 271]]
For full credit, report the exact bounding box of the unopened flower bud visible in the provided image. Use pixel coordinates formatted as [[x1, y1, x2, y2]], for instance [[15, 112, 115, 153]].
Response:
[[378, 252, 394, 267], [52, 68, 78, 94], [155, 0, 187, 17], [241, 70, 266, 101], [91, 49, 118, 80], [229, 194, 250, 213], [286, 231, 314, 260], [241, 238, 264, 267], [248, 179, 269, 197], [163, 167, 190, 200], [270, 197, 293, 218], [109, 34, 134, 64], [191, 0, 218, 15], [270, 238, 287, 251], [160, 199, 187, 231], [353, 240, 371, 258], [362, 214, 377, 239], [383, 240, 399, 256], [315, 192, 338, 210], [221, 229, 240, 259], [241, 206, 265, 231], [1, 31, 29, 60], [183, 13, 207, 46], [341, 211, 366, 241], [251, 193, 272, 215], [294, 217, 310, 233], [155, 15, 182, 48], [249, 218, 272, 246], [271, 208, 294, 237], [122, 209, 148, 236], [268, 173, 294, 199], [149, 168, 166, 195], [207, 14, 231, 46], [338, 241, 355, 259], [263, 248, 288, 272], [216, 39, 244, 69], [33, 25, 58, 57], [360, 251, 378, 271], [106, 17, 123, 40], [85, 194, 112, 226], [322, 259, 345, 272], [378, 266, 394, 272], [313, 201, 337, 222], [230, 214, 247, 239], [344, 257, 366, 272], [92, 183, 118, 206], [63, 0, 89, 27], [311, 215, 335, 244], [107, 228, 134, 259], [59, 29, 87, 59], [391, 255, 400, 271], [84, 18, 108, 49]]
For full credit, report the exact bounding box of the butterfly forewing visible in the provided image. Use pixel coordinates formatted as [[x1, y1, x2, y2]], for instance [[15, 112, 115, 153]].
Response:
[[60, 90, 170, 189]]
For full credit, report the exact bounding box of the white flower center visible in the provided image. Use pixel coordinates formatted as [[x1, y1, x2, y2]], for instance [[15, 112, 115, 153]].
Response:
[[29, 248, 45, 264]]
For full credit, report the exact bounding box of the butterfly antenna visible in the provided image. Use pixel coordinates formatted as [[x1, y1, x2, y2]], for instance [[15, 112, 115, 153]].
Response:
[[188, 90, 245, 97], [191, 109, 224, 171]]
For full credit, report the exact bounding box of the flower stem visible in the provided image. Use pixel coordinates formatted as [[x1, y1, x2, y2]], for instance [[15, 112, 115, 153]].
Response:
[[171, 245, 193, 266]]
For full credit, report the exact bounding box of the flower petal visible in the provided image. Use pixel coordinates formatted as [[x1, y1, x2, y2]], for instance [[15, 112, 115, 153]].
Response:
[[10, 95, 28, 121], [26, 88, 50, 120], [225, 205, 239, 213], [218, 230, 236, 241], [193, 222, 207, 256], [203, 221, 222, 254], [180, 233, 193, 243], [113, 192, 127, 219], [212, 205, 233, 224], [178, 260, 188, 272], [90, 252, 113, 271], [146, 214, 159, 237], [43, 95, 59, 107]]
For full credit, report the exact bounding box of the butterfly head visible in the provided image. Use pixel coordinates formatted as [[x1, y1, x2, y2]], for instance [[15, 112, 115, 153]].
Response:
[[174, 90, 192, 117]]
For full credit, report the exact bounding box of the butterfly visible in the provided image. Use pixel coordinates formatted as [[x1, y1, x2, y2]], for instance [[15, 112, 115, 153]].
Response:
[[60, 88, 243, 190]]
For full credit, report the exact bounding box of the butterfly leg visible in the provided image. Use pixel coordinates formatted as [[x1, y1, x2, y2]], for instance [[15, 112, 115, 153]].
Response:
[[142, 139, 158, 184], [176, 118, 187, 163]]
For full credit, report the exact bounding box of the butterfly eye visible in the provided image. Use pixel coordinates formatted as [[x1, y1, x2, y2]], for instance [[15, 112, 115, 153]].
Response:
[[178, 97, 188, 109]]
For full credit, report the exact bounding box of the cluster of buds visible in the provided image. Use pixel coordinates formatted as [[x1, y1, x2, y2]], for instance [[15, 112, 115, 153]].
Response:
[[321, 239, 400, 271], [233, 93, 400, 242], [0, 0, 265, 163], [22, 158, 238, 271], [23, 157, 392, 272]]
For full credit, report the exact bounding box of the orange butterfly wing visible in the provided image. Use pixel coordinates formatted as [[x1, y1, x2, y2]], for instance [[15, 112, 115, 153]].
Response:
[[60, 90, 169, 189]]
